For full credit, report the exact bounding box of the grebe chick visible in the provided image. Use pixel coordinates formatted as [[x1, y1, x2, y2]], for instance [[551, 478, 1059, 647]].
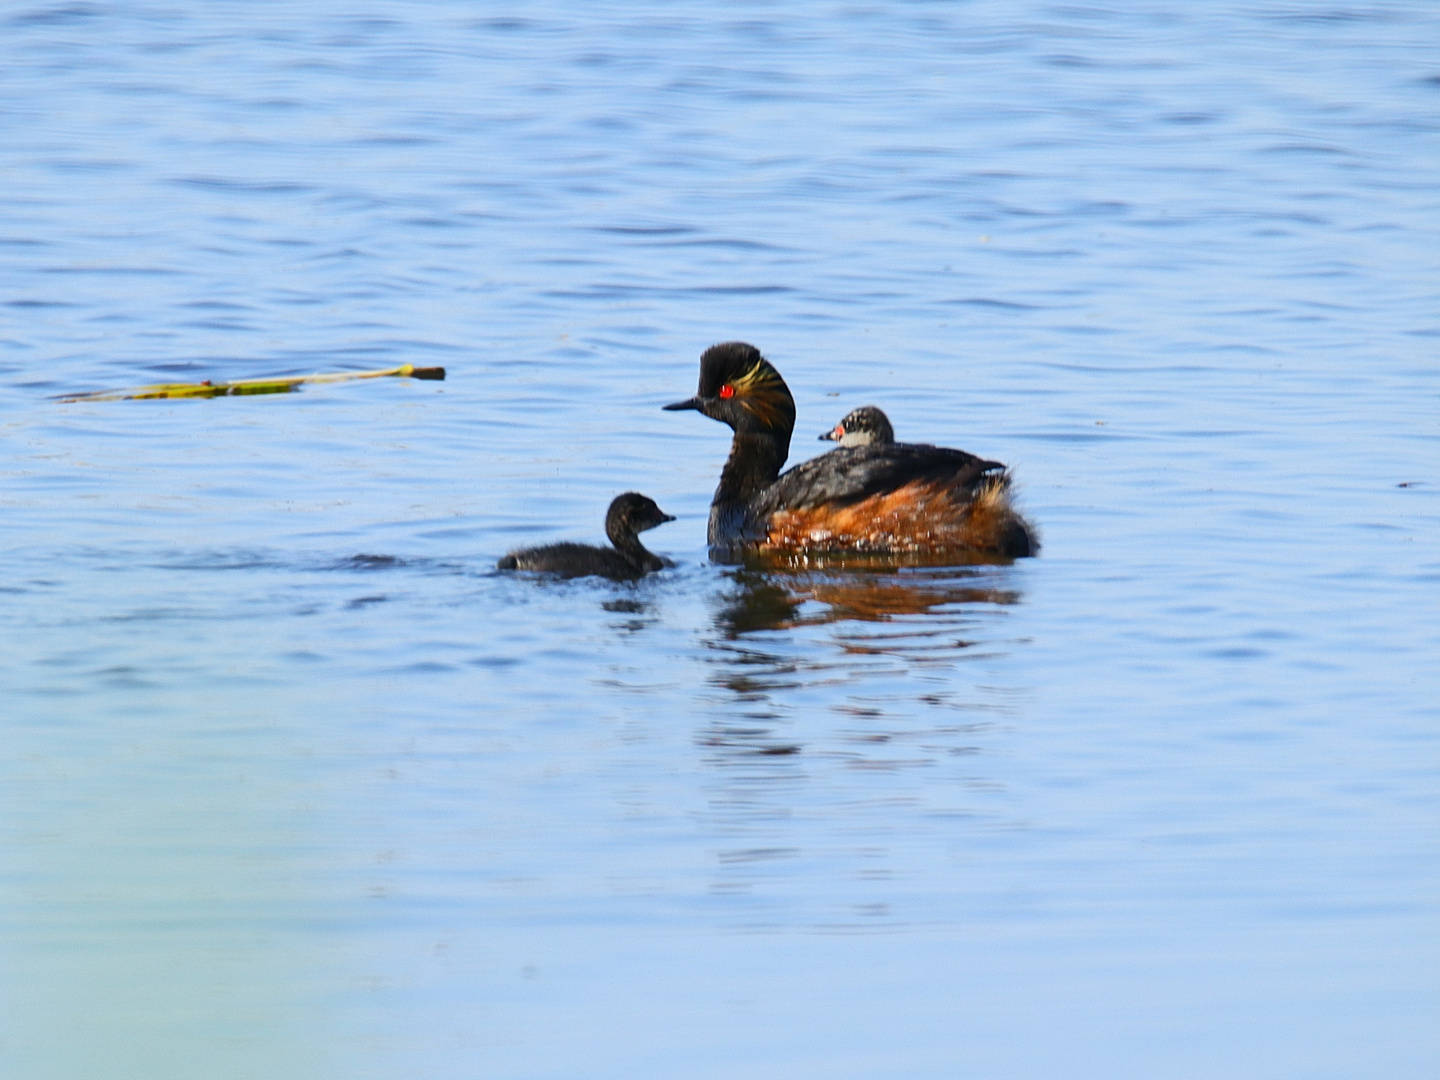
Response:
[[665, 342, 1036, 558], [498, 493, 675, 580], [819, 405, 894, 447]]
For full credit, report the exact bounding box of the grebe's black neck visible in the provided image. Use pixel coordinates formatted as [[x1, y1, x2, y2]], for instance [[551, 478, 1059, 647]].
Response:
[[604, 492, 674, 572], [709, 429, 790, 546], [661, 342, 796, 546], [607, 523, 660, 570]]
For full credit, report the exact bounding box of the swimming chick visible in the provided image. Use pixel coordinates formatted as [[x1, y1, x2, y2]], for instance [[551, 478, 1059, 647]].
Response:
[[497, 492, 675, 580], [819, 405, 895, 447], [664, 342, 1035, 558]]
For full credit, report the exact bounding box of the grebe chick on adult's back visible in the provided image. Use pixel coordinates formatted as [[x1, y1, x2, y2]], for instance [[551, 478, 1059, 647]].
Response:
[[664, 343, 1036, 559], [497, 493, 675, 580], [819, 405, 894, 447]]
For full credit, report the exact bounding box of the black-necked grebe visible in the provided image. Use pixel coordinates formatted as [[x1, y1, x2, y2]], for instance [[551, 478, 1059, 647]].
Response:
[[664, 342, 1036, 558], [497, 492, 675, 580], [819, 405, 894, 447]]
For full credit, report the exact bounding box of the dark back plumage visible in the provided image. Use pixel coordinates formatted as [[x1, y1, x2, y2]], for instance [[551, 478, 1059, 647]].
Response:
[[754, 442, 1003, 516]]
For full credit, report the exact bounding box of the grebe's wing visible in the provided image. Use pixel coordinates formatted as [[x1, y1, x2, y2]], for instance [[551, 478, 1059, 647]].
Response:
[[755, 443, 1005, 514]]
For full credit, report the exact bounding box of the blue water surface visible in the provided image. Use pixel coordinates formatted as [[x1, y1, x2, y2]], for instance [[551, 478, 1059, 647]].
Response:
[[2, 3, 1438, 1078]]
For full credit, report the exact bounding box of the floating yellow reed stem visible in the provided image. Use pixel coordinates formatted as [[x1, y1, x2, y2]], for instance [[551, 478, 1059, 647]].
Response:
[[54, 363, 446, 402]]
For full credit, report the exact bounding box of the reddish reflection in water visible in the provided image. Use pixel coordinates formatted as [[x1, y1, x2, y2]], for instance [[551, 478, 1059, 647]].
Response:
[[697, 564, 1023, 809], [713, 566, 1021, 637]]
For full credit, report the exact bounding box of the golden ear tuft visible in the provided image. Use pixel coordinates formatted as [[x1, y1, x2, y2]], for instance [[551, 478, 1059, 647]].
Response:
[[733, 359, 780, 393], [730, 360, 793, 427]]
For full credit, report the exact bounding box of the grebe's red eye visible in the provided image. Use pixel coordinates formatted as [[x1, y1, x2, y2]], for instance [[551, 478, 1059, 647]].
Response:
[[718, 384, 735, 399]]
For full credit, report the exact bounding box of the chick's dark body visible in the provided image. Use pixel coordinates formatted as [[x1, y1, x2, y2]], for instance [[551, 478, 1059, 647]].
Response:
[[498, 492, 675, 580]]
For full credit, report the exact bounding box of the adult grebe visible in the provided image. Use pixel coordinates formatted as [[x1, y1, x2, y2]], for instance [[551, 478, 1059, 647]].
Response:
[[664, 342, 1035, 558]]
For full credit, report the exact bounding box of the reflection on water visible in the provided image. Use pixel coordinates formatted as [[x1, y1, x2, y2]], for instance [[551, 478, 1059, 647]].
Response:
[[700, 565, 1021, 797], [690, 561, 1027, 942], [714, 565, 1021, 635], [602, 595, 661, 633]]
